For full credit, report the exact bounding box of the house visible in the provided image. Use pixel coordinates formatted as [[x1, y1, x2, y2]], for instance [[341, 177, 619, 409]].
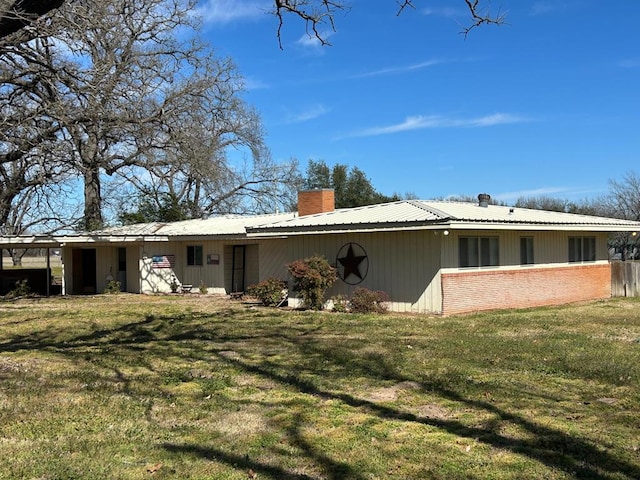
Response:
[[1, 190, 639, 315]]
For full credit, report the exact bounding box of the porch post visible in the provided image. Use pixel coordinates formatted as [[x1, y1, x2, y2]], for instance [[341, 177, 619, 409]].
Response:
[[46, 248, 51, 297]]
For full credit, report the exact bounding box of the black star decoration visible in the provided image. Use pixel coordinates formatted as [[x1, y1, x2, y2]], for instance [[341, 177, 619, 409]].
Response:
[[338, 244, 367, 281]]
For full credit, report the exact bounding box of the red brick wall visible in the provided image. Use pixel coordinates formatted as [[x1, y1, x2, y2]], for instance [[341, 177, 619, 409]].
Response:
[[298, 189, 335, 216], [441, 264, 611, 316]]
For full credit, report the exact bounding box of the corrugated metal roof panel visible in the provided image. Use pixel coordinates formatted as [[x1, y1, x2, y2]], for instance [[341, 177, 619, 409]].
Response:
[[248, 200, 640, 233], [96, 212, 296, 237]]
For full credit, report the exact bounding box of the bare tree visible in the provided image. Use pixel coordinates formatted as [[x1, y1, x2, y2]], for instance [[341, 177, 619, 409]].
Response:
[[604, 172, 640, 222], [9, 0, 290, 230], [0, 33, 77, 243]]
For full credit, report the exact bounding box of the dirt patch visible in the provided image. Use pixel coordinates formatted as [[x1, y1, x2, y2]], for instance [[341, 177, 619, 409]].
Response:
[[362, 381, 422, 403], [413, 403, 451, 420]]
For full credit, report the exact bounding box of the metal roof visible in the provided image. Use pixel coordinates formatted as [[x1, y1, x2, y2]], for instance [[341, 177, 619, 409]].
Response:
[[247, 200, 640, 235], [2, 201, 639, 248], [92, 212, 297, 238], [0, 212, 296, 248]]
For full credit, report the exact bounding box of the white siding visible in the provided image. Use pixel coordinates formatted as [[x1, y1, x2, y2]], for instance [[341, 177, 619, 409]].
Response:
[[442, 230, 611, 270], [140, 244, 179, 294], [259, 238, 289, 281], [95, 246, 116, 293], [276, 231, 443, 313]]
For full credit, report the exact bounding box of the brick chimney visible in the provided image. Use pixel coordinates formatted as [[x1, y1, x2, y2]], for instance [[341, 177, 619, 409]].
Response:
[[298, 189, 335, 216]]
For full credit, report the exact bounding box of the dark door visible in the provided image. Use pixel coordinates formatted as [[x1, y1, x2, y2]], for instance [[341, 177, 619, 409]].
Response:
[[231, 245, 246, 293], [72, 248, 96, 294], [117, 247, 127, 291]]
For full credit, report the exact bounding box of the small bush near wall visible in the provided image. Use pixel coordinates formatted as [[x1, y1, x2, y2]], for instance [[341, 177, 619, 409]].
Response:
[[104, 280, 121, 295], [247, 278, 288, 307], [287, 255, 337, 310], [349, 288, 389, 314], [330, 294, 348, 313], [5, 279, 31, 299]]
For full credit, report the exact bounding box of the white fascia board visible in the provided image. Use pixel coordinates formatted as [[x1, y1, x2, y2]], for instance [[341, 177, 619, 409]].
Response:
[[57, 235, 170, 245], [449, 222, 640, 232], [169, 234, 247, 241], [247, 221, 640, 237], [0, 236, 59, 247], [247, 223, 452, 237]]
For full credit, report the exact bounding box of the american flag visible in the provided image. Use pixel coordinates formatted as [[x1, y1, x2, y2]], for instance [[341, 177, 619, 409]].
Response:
[[152, 255, 175, 268]]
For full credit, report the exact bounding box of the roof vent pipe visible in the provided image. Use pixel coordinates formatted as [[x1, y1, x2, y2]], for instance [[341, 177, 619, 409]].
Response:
[[478, 193, 491, 207]]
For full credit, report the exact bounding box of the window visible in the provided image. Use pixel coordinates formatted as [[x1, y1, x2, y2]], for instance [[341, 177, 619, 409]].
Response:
[[520, 237, 534, 265], [459, 236, 499, 267], [187, 245, 203, 266], [569, 237, 596, 262]]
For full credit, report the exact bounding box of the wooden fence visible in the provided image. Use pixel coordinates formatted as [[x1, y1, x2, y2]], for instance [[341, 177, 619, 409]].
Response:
[[611, 261, 640, 297]]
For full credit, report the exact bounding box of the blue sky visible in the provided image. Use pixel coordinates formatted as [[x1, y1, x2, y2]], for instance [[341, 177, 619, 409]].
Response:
[[196, 0, 639, 204]]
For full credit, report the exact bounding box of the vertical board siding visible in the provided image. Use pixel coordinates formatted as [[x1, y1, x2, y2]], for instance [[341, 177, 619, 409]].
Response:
[[259, 239, 289, 281], [281, 230, 443, 313], [126, 247, 141, 293], [95, 246, 116, 294], [180, 240, 226, 293], [245, 244, 260, 288]]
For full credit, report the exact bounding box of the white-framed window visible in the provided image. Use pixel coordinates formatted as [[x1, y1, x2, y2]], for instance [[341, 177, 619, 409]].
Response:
[[187, 245, 203, 266], [459, 236, 499, 267], [568, 237, 596, 262], [520, 237, 534, 265]]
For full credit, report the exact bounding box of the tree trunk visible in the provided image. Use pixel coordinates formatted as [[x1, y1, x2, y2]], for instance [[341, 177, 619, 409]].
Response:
[[10, 248, 22, 266], [83, 165, 103, 231]]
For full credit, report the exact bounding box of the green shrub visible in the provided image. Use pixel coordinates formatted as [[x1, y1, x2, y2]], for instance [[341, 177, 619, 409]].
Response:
[[246, 278, 288, 307], [104, 280, 121, 294], [349, 287, 389, 314], [199, 281, 208, 294], [5, 279, 30, 299], [330, 294, 348, 313], [287, 255, 337, 310]]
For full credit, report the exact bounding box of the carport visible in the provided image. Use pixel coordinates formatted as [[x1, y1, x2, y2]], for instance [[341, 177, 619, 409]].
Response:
[[0, 235, 62, 297]]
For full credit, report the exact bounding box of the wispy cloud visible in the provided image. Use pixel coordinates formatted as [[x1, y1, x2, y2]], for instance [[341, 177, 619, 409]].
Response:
[[340, 113, 527, 139], [354, 59, 442, 78], [198, 0, 269, 24], [529, 2, 568, 16], [421, 7, 464, 18], [284, 104, 330, 124], [295, 31, 335, 53]]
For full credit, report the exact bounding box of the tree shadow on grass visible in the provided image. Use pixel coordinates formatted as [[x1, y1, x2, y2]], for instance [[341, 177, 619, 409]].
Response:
[[210, 349, 640, 480], [1, 306, 639, 479]]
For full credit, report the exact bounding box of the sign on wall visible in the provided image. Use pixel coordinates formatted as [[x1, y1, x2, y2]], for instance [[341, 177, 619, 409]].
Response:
[[336, 242, 369, 285]]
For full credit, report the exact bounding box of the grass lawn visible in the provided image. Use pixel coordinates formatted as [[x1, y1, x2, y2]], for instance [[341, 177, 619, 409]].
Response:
[[0, 295, 639, 479]]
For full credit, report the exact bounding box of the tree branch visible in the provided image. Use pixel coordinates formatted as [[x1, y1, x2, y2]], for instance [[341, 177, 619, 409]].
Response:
[[273, 0, 346, 49], [460, 0, 506, 38]]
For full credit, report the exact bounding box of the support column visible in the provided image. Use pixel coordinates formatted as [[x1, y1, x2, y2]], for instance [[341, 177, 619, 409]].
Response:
[[46, 248, 51, 297]]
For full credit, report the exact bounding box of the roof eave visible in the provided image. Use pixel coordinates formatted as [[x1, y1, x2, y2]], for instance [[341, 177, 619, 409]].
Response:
[[248, 220, 640, 236]]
